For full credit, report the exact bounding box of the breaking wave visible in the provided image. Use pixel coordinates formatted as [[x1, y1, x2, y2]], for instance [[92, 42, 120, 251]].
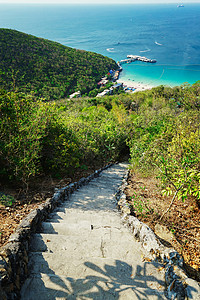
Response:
[[106, 48, 115, 52], [155, 41, 163, 46], [140, 48, 151, 53]]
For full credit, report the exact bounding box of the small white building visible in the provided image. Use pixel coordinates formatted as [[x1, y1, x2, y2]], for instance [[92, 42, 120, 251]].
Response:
[[96, 89, 110, 97], [69, 91, 81, 99]]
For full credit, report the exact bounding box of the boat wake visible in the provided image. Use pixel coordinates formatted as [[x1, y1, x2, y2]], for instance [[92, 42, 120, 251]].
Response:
[[155, 41, 163, 46], [140, 48, 151, 53], [106, 48, 115, 52]]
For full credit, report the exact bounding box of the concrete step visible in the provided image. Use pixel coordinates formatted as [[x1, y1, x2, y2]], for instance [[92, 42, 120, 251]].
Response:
[[41, 220, 130, 237], [28, 253, 137, 276], [62, 191, 118, 211], [65, 189, 117, 202], [29, 233, 139, 260], [46, 210, 123, 224], [49, 208, 122, 218], [21, 163, 166, 299], [28, 252, 165, 284], [40, 221, 129, 235], [72, 184, 116, 193], [87, 177, 122, 187], [21, 272, 166, 300], [59, 170, 124, 211], [62, 203, 118, 212], [86, 180, 120, 188], [45, 216, 121, 225]]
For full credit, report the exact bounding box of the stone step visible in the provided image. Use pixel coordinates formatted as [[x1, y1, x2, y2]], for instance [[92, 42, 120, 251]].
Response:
[[21, 272, 166, 300], [28, 253, 136, 276], [59, 174, 122, 211], [66, 189, 117, 202], [66, 171, 125, 195], [27, 252, 165, 284], [62, 204, 118, 212], [62, 191, 118, 211], [101, 166, 127, 177], [50, 207, 122, 218], [73, 183, 117, 193], [46, 211, 123, 224], [29, 233, 138, 260], [45, 216, 121, 225], [21, 163, 166, 299], [85, 176, 123, 186], [88, 177, 122, 186], [40, 221, 129, 235]]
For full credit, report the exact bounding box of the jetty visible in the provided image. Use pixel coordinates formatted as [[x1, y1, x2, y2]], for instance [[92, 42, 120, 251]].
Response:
[[118, 55, 156, 65]]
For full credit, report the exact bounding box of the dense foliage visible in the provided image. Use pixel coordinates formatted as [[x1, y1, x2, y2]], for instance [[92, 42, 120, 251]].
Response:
[[0, 90, 49, 186], [1, 83, 199, 207], [0, 29, 117, 100], [127, 83, 200, 205], [0, 91, 131, 186], [0, 28, 199, 208]]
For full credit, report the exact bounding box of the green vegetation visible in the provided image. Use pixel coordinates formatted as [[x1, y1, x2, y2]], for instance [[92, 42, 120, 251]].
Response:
[[0, 29, 199, 214], [127, 83, 200, 213], [0, 193, 15, 207], [1, 83, 199, 211], [0, 90, 132, 187], [131, 186, 151, 218], [0, 29, 117, 100]]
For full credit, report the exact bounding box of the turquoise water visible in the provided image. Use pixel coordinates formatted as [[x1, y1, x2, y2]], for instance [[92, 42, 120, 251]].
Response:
[[120, 62, 200, 87], [0, 4, 200, 86]]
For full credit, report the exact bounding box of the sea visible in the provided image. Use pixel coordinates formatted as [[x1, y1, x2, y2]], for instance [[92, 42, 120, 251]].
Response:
[[0, 3, 200, 87]]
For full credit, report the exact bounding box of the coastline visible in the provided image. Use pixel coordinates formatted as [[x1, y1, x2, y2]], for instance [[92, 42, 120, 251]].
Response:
[[117, 78, 155, 92]]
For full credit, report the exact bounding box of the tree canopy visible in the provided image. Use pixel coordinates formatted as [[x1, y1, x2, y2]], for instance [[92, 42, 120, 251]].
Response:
[[0, 29, 117, 100]]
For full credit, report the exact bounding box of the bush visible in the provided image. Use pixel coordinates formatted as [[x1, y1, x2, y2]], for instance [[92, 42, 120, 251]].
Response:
[[41, 110, 81, 176], [0, 90, 48, 186], [128, 83, 200, 207]]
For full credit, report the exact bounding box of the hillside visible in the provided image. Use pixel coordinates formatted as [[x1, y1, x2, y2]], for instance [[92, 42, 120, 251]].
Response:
[[0, 29, 117, 99], [0, 82, 200, 280], [0, 28, 199, 279]]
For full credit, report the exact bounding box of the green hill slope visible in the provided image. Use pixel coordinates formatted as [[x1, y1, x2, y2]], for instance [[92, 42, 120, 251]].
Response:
[[0, 29, 117, 99]]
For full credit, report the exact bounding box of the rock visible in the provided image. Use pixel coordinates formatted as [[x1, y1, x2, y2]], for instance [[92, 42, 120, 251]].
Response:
[[155, 224, 175, 244], [77, 178, 86, 187], [121, 206, 131, 214]]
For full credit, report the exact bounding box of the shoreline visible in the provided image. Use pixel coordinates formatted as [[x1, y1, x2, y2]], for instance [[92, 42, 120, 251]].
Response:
[[117, 78, 155, 92]]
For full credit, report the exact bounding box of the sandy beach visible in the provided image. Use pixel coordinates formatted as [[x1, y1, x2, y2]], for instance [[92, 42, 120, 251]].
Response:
[[117, 78, 155, 92]]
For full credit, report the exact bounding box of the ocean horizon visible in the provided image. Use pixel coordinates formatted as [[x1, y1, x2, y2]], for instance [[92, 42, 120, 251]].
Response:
[[0, 3, 200, 87]]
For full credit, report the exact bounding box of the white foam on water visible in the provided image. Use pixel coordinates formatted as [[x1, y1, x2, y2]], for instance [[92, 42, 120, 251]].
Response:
[[140, 48, 151, 53], [106, 48, 115, 52], [155, 41, 163, 46]]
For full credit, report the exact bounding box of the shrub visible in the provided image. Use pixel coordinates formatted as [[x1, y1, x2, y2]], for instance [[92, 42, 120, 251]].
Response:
[[0, 90, 48, 186]]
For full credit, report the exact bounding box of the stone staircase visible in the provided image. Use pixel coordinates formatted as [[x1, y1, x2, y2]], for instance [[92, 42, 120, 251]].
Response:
[[20, 163, 167, 299]]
